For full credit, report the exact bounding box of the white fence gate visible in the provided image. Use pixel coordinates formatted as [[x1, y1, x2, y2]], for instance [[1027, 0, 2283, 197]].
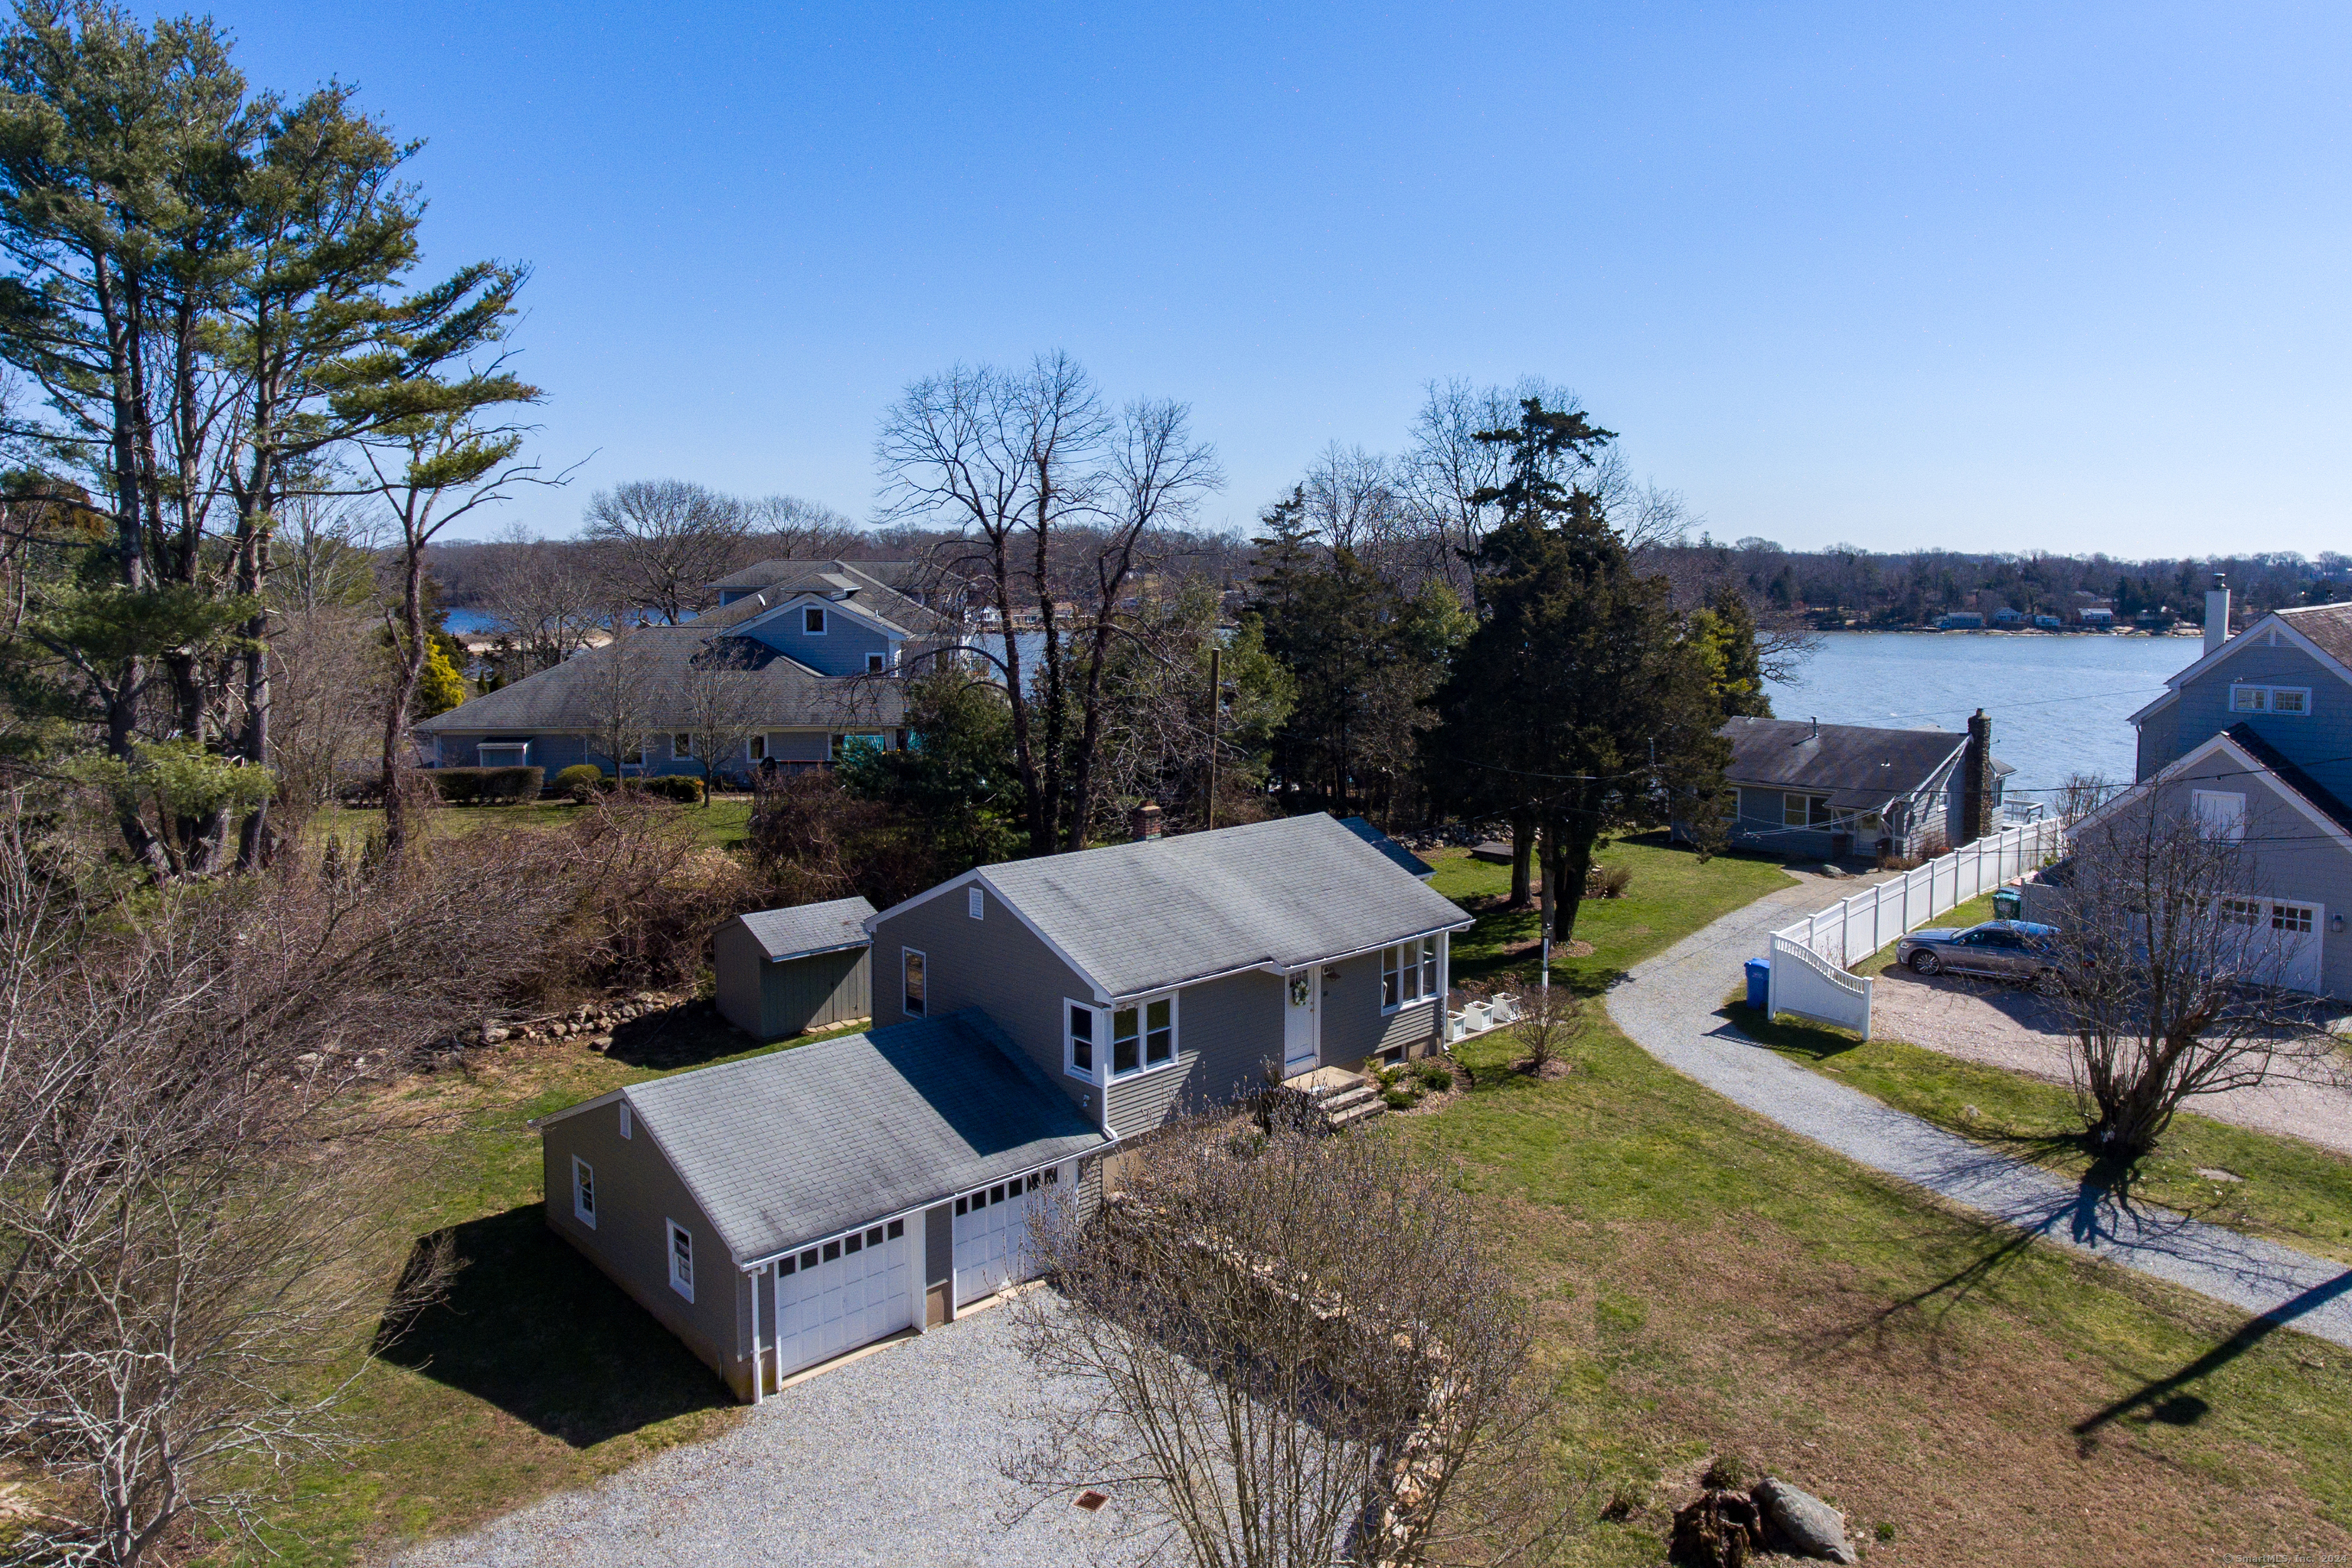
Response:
[[1766, 819, 2066, 1038]]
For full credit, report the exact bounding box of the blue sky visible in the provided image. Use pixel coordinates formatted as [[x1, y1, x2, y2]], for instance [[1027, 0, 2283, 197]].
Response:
[[215, 3, 2350, 554]]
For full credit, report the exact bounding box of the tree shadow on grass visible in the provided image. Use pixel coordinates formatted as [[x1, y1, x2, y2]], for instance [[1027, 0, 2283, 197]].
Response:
[[374, 1204, 732, 1448], [601, 1007, 757, 1071], [2071, 1268, 2352, 1452]]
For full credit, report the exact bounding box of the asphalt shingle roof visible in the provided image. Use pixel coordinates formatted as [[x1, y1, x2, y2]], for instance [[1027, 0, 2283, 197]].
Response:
[[1718, 717, 2010, 811], [2223, 723, 2352, 838], [2275, 603, 2352, 670], [707, 558, 949, 601], [968, 813, 1471, 998], [621, 1009, 1107, 1265], [416, 593, 928, 734], [736, 897, 877, 961]]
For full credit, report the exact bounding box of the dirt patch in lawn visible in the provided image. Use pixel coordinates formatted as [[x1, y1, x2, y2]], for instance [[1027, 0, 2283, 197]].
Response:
[[1494, 1194, 2352, 1566]]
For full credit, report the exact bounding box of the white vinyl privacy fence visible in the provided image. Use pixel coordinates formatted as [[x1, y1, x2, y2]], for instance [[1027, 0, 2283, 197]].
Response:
[[1766, 819, 2067, 1038]]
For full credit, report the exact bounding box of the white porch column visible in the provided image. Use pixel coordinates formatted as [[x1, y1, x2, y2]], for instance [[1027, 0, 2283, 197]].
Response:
[[750, 1262, 766, 1405], [907, 1208, 929, 1334]]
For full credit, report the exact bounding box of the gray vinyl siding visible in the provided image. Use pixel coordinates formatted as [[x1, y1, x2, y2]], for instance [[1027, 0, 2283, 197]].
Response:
[[870, 883, 1096, 1119], [2135, 696, 2181, 783], [1316, 947, 1442, 1068], [1103, 968, 1285, 1135], [2158, 638, 2351, 802], [744, 603, 897, 678], [542, 1101, 750, 1396], [714, 928, 871, 1040]]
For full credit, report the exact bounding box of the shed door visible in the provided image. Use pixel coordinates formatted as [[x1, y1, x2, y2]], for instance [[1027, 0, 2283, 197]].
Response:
[[952, 1173, 1044, 1305], [771, 1223, 913, 1379]]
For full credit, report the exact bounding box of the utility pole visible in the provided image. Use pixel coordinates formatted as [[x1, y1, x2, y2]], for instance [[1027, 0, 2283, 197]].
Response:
[[1206, 646, 1221, 831]]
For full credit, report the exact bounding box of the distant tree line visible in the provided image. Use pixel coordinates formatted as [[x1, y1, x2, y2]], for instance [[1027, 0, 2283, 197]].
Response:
[[1670, 537, 2348, 628]]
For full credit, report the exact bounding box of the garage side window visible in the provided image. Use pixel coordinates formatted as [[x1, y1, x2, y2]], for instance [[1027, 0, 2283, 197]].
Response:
[[1065, 1001, 1096, 1080], [2191, 789, 2246, 841], [903, 948, 926, 1018], [666, 1220, 694, 1302], [571, 1156, 596, 1229]]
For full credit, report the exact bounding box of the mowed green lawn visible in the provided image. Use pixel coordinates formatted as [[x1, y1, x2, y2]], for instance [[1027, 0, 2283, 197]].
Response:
[[249, 833, 2352, 1566], [1410, 841, 2352, 1564], [310, 795, 755, 851]]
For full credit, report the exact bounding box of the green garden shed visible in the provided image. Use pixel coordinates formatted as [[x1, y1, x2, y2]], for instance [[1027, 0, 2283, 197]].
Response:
[[714, 897, 876, 1041]]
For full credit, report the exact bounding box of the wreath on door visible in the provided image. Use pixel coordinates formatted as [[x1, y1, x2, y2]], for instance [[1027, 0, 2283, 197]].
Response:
[[1289, 974, 1312, 1008]]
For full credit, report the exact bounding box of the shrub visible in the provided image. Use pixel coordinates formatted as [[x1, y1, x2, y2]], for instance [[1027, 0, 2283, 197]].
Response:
[[634, 774, 704, 804], [1416, 1061, 1454, 1092], [1380, 1086, 1417, 1110], [1583, 861, 1633, 899], [551, 764, 605, 802], [426, 766, 543, 805]]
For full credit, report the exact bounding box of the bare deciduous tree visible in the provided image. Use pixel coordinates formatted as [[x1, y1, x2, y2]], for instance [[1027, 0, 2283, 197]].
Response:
[[0, 802, 584, 1566], [877, 354, 1220, 854], [2047, 784, 2341, 1158], [1005, 1121, 1570, 1568], [675, 641, 766, 802], [582, 628, 659, 787], [479, 522, 607, 675], [582, 479, 752, 625]]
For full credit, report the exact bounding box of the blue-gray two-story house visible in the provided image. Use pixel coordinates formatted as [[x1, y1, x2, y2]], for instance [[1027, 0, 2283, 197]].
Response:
[[417, 560, 966, 779], [2108, 590, 2352, 997]]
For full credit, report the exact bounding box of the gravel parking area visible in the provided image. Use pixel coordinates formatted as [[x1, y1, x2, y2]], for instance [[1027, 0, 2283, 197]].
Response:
[[394, 1297, 1129, 1568], [1870, 966, 2352, 1158]]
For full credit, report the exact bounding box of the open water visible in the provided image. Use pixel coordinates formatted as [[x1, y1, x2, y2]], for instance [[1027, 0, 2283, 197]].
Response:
[[1763, 632, 2193, 803]]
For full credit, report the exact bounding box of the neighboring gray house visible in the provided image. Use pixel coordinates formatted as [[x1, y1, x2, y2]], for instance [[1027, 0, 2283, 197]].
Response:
[[2052, 591, 2352, 998], [1691, 714, 2011, 861], [710, 557, 965, 614], [534, 812, 1470, 1400], [418, 560, 964, 780], [714, 897, 875, 1040], [535, 1011, 1106, 1400]]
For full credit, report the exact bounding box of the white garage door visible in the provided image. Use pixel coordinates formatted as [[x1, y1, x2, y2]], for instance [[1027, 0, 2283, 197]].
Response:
[[771, 1219, 913, 1379], [2258, 899, 2325, 995], [952, 1168, 1054, 1305]]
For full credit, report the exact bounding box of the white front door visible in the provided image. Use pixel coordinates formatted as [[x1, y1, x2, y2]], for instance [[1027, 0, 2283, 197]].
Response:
[[1282, 965, 1320, 1076], [952, 1172, 1043, 1305], [771, 1223, 914, 1379]]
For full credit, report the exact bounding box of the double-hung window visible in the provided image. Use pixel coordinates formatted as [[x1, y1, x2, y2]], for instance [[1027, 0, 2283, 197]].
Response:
[[671, 733, 692, 757], [571, 1156, 596, 1228], [666, 1220, 694, 1302], [1381, 938, 1439, 1011], [1065, 1001, 1096, 1080], [1107, 995, 1176, 1076]]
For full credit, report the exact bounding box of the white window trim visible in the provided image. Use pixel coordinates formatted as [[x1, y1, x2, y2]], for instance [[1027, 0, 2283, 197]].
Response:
[[571, 1155, 596, 1229], [902, 947, 927, 1018], [2191, 789, 2246, 841], [478, 742, 529, 766], [1380, 938, 1440, 1014], [1105, 990, 1179, 1078], [968, 887, 985, 920], [1064, 999, 1101, 1083], [748, 733, 767, 762], [803, 606, 827, 635], [866, 652, 888, 673], [618, 1102, 632, 1139], [666, 1218, 694, 1302]]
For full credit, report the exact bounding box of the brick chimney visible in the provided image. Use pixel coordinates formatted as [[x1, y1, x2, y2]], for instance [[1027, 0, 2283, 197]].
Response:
[[1961, 709, 1995, 843], [1131, 802, 1164, 842]]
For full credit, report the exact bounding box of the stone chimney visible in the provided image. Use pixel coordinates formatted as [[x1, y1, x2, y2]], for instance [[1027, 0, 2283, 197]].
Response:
[[1130, 802, 1164, 842], [2204, 573, 2230, 658], [1961, 709, 1995, 843]]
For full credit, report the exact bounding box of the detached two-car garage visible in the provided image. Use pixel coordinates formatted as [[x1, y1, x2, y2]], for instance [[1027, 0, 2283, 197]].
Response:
[[535, 1009, 1105, 1400]]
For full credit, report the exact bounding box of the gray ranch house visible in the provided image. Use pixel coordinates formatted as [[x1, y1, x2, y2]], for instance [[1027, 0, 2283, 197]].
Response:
[[418, 560, 965, 779], [1690, 714, 2014, 861], [2029, 590, 2352, 998], [533, 812, 1472, 1400]]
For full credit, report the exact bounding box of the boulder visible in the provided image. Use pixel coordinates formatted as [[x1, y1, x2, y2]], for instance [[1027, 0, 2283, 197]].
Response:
[[1752, 1477, 1855, 1563]]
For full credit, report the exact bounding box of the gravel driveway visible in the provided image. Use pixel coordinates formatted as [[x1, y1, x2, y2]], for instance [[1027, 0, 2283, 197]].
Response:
[[1870, 966, 2352, 1158], [394, 1298, 1129, 1568]]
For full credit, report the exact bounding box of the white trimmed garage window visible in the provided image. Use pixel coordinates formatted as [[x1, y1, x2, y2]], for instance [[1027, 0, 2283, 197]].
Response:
[[2192, 789, 2246, 841], [1381, 938, 1437, 1012], [1065, 1001, 1097, 1080], [903, 949, 926, 1017], [571, 1157, 596, 1229], [667, 1220, 694, 1302]]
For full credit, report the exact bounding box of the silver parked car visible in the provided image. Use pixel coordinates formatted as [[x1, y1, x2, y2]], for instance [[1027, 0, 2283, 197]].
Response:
[[1894, 920, 2063, 994]]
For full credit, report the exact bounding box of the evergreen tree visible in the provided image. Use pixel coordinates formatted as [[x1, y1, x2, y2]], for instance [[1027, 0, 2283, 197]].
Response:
[[1429, 402, 1728, 946], [1689, 583, 1772, 718]]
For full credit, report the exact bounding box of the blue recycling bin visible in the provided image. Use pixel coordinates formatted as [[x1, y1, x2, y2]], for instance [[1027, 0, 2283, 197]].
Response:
[[1744, 958, 1771, 1011]]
